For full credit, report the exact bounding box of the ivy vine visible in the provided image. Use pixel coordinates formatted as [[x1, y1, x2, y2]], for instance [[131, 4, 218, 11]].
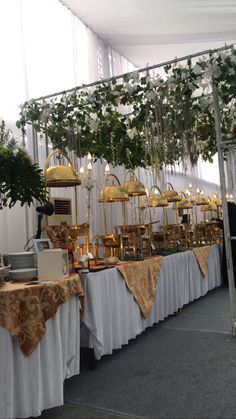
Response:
[[16, 47, 236, 170]]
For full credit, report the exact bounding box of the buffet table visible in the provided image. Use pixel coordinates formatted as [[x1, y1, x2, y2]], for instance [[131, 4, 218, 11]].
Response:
[[80, 245, 222, 360], [0, 275, 83, 419]]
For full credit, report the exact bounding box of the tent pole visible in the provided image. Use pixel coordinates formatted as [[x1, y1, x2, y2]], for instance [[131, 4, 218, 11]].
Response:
[[33, 44, 235, 102], [212, 77, 236, 336]]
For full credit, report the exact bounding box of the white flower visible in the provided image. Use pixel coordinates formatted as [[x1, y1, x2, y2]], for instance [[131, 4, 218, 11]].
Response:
[[196, 141, 205, 152], [231, 55, 236, 64], [41, 105, 52, 122], [219, 51, 229, 60], [80, 253, 93, 263], [199, 97, 209, 107], [85, 115, 90, 124], [193, 64, 202, 75], [167, 76, 177, 89], [115, 97, 121, 106], [127, 127, 138, 139], [112, 90, 120, 97], [145, 90, 157, 100], [130, 71, 140, 81], [208, 103, 214, 112], [150, 76, 162, 88], [125, 83, 135, 94], [200, 81, 209, 92], [204, 65, 213, 79], [87, 92, 94, 103], [90, 119, 99, 132], [181, 72, 187, 80], [227, 98, 236, 108], [205, 63, 221, 79], [212, 64, 221, 78], [102, 105, 107, 116]]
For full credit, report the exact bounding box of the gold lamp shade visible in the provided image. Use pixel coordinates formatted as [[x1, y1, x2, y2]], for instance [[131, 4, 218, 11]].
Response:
[[123, 170, 147, 196], [200, 202, 217, 211], [44, 150, 81, 187], [163, 182, 181, 202]]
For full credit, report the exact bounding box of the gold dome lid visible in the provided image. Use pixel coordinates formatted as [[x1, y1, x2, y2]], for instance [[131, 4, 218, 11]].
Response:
[[178, 198, 193, 209], [172, 198, 193, 210], [123, 170, 147, 197], [44, 150, 81, 187], [194, 195, 210, 206], [211, 195, 222, 207], [163, 183, 181, 202], [200, 202, 217, 211], [45, 165, 81, 187], [147, 195, 169, 207], [98, 185, 129, 202], [147, 185, 168, 207], [123, 180, 146, 197], [163, 190, 181, 202], [99, 173, 130, 203], [68, 223, 89, 239]]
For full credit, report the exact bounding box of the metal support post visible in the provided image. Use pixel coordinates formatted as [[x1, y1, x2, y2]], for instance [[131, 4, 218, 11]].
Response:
[[212, 78, 236, 335]]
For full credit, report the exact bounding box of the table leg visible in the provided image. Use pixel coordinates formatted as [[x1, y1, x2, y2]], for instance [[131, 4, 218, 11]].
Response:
[[88, 348, 98, 370]]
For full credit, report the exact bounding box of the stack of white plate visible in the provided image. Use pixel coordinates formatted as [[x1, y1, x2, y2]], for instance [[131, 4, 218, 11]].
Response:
[[8, 252, 37, 282], [0, 267, 8, 281], [9, 268, 37, 282], [8, 252, 35, 270]]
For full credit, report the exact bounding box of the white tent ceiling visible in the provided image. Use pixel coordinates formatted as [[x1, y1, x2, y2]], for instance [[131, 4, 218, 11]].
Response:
[[60, 0, 236, 67]]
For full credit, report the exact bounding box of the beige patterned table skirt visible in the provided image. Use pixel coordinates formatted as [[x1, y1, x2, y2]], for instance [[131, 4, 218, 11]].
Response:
[[117, 256, 163, 317], [192, 246, 211, 278], [0, 275, 84, 355]]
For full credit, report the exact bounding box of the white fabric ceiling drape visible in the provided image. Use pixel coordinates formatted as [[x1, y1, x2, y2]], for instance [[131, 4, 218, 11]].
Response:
[[0, 0, 220, 253]]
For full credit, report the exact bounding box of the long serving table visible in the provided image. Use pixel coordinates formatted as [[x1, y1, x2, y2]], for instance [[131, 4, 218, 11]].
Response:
[[0, 275, 83, 419], [80, 244, 222, 360], [0, 246, 222, 418]]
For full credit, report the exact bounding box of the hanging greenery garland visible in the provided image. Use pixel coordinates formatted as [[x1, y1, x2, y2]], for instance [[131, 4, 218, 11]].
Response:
[[16, 48, 236, 170]]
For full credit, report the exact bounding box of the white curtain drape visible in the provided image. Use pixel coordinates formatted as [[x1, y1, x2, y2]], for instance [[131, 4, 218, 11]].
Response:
[[0, 0, 221, 253]]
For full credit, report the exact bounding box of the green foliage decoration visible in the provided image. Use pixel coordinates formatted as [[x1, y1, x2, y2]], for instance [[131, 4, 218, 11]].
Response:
[[16, 47, 236, 171], [0, 121, 46, 208]]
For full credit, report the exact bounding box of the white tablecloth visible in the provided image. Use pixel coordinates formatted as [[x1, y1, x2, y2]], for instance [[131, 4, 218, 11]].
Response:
[[0, 295, 81, 419], [81, 245, 222, 360]]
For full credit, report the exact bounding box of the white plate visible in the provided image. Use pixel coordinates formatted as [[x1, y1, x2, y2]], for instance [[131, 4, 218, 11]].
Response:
[[8, 252, 35, 257], [9, 268, 37, 281], [10, 261, 35, 267]]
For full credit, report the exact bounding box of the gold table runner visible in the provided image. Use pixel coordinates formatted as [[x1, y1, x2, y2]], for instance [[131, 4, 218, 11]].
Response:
[[0, 275, 84, 356], [192, 246, 211, 278], [117, 257, 163, 318]]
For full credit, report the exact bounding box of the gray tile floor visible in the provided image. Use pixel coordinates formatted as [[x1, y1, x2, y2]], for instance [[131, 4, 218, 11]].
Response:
[[36, 286, 236, 419]]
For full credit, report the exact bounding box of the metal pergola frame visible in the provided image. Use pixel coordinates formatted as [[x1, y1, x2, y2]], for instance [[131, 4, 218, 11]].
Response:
[[29, 43, 236, 333]]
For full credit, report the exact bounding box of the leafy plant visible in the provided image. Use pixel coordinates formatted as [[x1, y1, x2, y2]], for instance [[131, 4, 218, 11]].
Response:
[[0, 121, 46, 208]]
